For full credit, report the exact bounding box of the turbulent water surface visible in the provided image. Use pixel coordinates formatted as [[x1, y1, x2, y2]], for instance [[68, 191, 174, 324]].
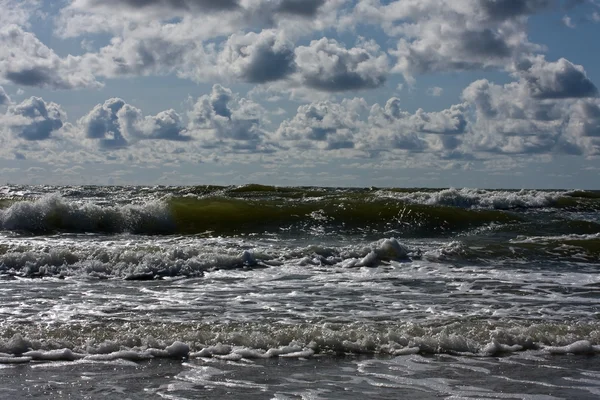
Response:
[[0, 185, 599, 399]]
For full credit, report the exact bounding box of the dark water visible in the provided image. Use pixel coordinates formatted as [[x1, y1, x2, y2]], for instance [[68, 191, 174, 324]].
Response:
[[0, 185, 599, 398]]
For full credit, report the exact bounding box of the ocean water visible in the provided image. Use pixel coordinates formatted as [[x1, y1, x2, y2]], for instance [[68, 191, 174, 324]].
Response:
[[0, 184, 599, 399]]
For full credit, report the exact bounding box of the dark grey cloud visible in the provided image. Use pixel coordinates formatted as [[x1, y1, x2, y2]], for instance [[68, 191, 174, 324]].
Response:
[[80, 0, 240, 12], [518, 57, 598, 99], [276, 0, 325, 17], [480, 0, 553, 20], [4, 97, 65, 141], [243, 49, 295, 83], [221, 31, 296, 84], [5, 69, 56, 88], [460, 29, 511, 58], [78, 0, 327, 20], [295, 38, 388, 92]]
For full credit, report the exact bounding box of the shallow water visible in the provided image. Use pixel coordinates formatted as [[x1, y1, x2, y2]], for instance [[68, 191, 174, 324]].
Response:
[[2, 354, 600, 399], [0, 185, 599, 398]]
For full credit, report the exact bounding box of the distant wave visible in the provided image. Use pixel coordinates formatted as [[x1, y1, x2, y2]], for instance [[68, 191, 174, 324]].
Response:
[[379, 187, 600, 210]]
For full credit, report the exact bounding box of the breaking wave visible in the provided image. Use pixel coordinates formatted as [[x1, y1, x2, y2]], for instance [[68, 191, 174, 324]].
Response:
[[0, 237, 416, 279], [0, 193, 524, 236]]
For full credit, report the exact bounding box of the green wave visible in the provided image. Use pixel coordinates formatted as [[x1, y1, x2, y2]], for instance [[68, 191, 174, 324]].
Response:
[[168, 196, 522, 235]]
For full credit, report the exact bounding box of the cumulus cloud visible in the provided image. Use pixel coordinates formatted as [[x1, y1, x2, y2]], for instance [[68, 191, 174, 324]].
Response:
[[275, 95, 469, 153], [366, 98, 468, 152], [566, 99, 600, 154], [1, 97, 66, 140], [276, 99, 367, 150], [461, 76, 597, 155], [0, 25, 101, 90], [78, 98, 190, 149], [54, 0, 349, 89], [515, 56, 598, 99], [188, 84, 270, 151], [342, 0, 549, 80], [85, 30, 390, 93], [79, 98, 128, 149], [294, 38, 388, 92], [118, 106, 190, 141], [453, 55, 599, 155], [80, 31, 215, 79]]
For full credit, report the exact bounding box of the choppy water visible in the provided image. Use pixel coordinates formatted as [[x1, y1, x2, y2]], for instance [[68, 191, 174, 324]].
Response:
[[0, 185, 599, 399]]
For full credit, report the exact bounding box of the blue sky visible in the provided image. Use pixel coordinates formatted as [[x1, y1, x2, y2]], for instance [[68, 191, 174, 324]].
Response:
[[1, 0, 600, 188]]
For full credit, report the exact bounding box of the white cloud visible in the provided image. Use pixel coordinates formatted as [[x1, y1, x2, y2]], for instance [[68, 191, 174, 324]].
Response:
[[0, 25, 101, 90], [562, 15, 576, 28], [276, 99, 367, 150], [461, 77, 596, 155], [0, 0, 40, 27], [365, 98, 467, 152], [427, 87, 444, 97], [188, 84, 273, 152], [0, 85, 10, 105], [118, 106, 190, 142]]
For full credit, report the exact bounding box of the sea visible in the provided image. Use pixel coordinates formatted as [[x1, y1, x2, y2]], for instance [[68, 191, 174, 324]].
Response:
[[0, 184, 599, 399]]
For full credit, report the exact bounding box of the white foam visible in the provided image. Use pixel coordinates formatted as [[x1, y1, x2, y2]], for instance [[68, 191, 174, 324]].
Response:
[[191, 343, 233, 358], [23, 349, 85, 361], [379, 188, 565, 210], [279, 349, 315, 358], [392, 347, 421, 356], [85, 350, 154, 362], [340, 238, 411, 268], [544, 340, 599, 355], [480, 341, 523, 356]]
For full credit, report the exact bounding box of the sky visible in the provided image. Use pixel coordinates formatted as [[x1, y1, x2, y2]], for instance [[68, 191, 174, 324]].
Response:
[[1, 0, 600, 188]]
